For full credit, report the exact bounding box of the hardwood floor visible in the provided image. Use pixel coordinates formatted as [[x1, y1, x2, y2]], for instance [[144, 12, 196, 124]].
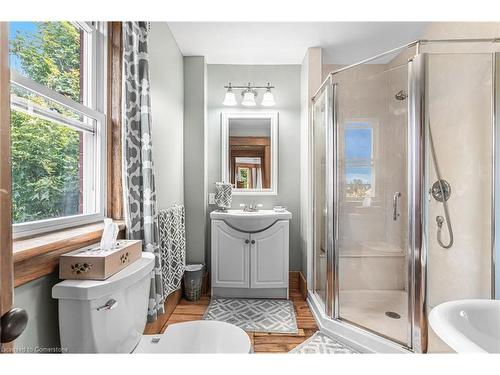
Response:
[[159, 284, 318, 353]]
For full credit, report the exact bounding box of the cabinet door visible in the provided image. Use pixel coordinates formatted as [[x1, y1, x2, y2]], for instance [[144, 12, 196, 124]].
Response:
[[250, 221, 289, 289], [211, 221, 250, 288]]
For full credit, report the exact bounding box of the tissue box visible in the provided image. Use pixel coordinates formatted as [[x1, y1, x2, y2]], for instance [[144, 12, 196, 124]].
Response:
[[59, 240, 142, 280]]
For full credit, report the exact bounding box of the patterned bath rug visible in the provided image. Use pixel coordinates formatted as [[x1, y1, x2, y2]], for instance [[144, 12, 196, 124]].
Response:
[[289, 332, 359, 354], [203, 298, 298, 334]]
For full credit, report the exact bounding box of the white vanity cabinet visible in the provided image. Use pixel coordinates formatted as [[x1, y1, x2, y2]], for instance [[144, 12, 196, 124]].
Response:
[[210, 210, 291, 299], [211, 220, 250, 288], [250, 221, 288, 289]]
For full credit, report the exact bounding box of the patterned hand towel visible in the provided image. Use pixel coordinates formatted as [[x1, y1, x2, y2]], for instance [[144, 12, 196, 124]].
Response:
[[157, 205, 186, 298]]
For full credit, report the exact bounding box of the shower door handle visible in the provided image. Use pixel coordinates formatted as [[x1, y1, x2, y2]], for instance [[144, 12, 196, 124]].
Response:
[[393, 192, 401, 221]]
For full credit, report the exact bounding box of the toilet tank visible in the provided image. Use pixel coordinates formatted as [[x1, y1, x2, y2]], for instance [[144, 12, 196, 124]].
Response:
[[52, 252, 154, 353]]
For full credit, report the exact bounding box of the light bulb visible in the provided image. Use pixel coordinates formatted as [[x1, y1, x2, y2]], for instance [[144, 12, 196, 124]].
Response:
[[241, 90, 256, 107], [223, 90, 237, 106], [261, 90, 275, 106]]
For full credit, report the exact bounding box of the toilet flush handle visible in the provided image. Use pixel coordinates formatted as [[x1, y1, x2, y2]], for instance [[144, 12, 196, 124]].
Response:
[[96, 299, 118, 311]]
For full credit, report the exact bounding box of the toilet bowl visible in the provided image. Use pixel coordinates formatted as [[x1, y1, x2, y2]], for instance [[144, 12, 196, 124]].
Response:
[[52, 253, 251, 354], [134, 320, 251, 353]]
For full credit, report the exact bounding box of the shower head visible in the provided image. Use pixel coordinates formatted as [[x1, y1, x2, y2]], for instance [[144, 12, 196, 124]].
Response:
[[395, 90, 407, 101]]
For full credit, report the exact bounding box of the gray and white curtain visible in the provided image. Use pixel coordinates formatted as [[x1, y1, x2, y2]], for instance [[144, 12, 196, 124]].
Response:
[[122, 22, 164, 322]]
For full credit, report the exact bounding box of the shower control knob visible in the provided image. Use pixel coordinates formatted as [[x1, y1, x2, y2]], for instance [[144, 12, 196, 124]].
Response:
[[245, 239, 249, 244], [431, 179, 452, 202], [251, 240, 255, 245]]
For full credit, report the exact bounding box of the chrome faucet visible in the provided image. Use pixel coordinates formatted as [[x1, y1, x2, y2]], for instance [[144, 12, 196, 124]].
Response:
[[240, 203, 262, 212]]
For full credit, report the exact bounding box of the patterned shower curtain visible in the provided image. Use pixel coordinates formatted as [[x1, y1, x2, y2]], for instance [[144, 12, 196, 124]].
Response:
[[122, 22, 164, 322]]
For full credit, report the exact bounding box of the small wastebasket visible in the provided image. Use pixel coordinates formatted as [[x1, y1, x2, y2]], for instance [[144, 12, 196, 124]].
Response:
[[183, 264, 204, 301]]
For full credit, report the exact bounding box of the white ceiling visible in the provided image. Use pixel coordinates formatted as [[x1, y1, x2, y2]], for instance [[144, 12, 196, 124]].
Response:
[[167, 22, 429, 65]]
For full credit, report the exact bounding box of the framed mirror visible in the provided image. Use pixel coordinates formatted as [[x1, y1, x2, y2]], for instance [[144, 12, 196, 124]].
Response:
[[221, 112, 278, 195]]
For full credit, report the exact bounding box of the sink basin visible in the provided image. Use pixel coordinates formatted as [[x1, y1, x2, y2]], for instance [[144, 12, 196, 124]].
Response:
[[429, 299, 500, 353], [210, 209, 292, 232]]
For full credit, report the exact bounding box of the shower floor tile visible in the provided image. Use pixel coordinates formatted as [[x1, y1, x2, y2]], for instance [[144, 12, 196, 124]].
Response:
[[339, 289, 408, 344]]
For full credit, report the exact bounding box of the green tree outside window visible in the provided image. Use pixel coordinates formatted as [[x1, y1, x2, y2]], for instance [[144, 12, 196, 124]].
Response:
[[10, 22, 83, 223]]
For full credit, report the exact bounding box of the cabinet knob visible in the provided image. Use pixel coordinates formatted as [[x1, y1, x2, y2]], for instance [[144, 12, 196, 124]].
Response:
[[251, 240, 255, 245], [245, 239, 249, 244]]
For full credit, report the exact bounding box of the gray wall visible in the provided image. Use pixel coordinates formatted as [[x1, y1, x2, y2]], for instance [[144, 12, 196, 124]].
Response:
[[14, 274, 60, 351], [206, 64, 302, 270], [149, 22, 184, 208], [183, 56, 208, 264]]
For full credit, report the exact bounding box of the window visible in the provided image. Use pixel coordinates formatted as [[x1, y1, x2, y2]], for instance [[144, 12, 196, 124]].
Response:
[[9, 22, 107, 237], [236, 167, 250, 189], [344, 121, 375, 199]]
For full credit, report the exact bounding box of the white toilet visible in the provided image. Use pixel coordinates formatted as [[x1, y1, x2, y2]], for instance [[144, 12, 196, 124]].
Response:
[[52, 252, 252, 353]]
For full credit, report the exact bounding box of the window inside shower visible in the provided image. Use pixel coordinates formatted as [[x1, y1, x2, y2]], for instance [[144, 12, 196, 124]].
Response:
[[344, 122, 375, 200]]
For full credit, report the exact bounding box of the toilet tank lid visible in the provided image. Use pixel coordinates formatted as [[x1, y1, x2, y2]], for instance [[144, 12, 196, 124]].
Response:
[[52, 252, 154, 301]]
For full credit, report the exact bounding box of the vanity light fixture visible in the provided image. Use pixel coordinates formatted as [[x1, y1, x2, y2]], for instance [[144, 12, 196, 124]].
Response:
[[261, 83, 276, 107], [222, 83, 237, 106], [223, 82, 275, 107], [241, 84, 257, 107]]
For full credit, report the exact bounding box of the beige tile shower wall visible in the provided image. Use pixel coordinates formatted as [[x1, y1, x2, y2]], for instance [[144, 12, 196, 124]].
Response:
[[426, 53, 493, 354], [426, 53, 493, 307], [422, 22, 499, 353], [421, 22, 500, 40]]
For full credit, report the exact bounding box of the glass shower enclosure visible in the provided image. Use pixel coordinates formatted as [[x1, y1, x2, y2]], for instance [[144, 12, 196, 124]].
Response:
[[312, 40, 499, 352]]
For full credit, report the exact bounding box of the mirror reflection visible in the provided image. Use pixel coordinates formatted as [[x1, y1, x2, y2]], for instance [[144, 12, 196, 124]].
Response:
[[221, 112, 278, 195], [228, 118, 271, 189]]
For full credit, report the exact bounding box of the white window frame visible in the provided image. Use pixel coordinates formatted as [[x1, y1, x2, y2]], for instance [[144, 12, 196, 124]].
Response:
[[11, 22, 108, 238], [343, 119, 377, 201]]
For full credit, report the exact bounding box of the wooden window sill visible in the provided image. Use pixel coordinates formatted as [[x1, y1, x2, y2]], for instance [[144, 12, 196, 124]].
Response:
[[13, 220, 125, 287]]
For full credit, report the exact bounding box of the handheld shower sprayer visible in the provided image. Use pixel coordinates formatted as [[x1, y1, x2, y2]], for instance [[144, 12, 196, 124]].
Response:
[[393, 90, 453, 249], [428, 122, 454, 249]]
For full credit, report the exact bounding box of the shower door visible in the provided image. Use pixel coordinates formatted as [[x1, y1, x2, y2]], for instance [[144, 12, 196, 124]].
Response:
[[312, 52, 427, 351], [312, 80, 332, 310], [333, 61, 411, 346]]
